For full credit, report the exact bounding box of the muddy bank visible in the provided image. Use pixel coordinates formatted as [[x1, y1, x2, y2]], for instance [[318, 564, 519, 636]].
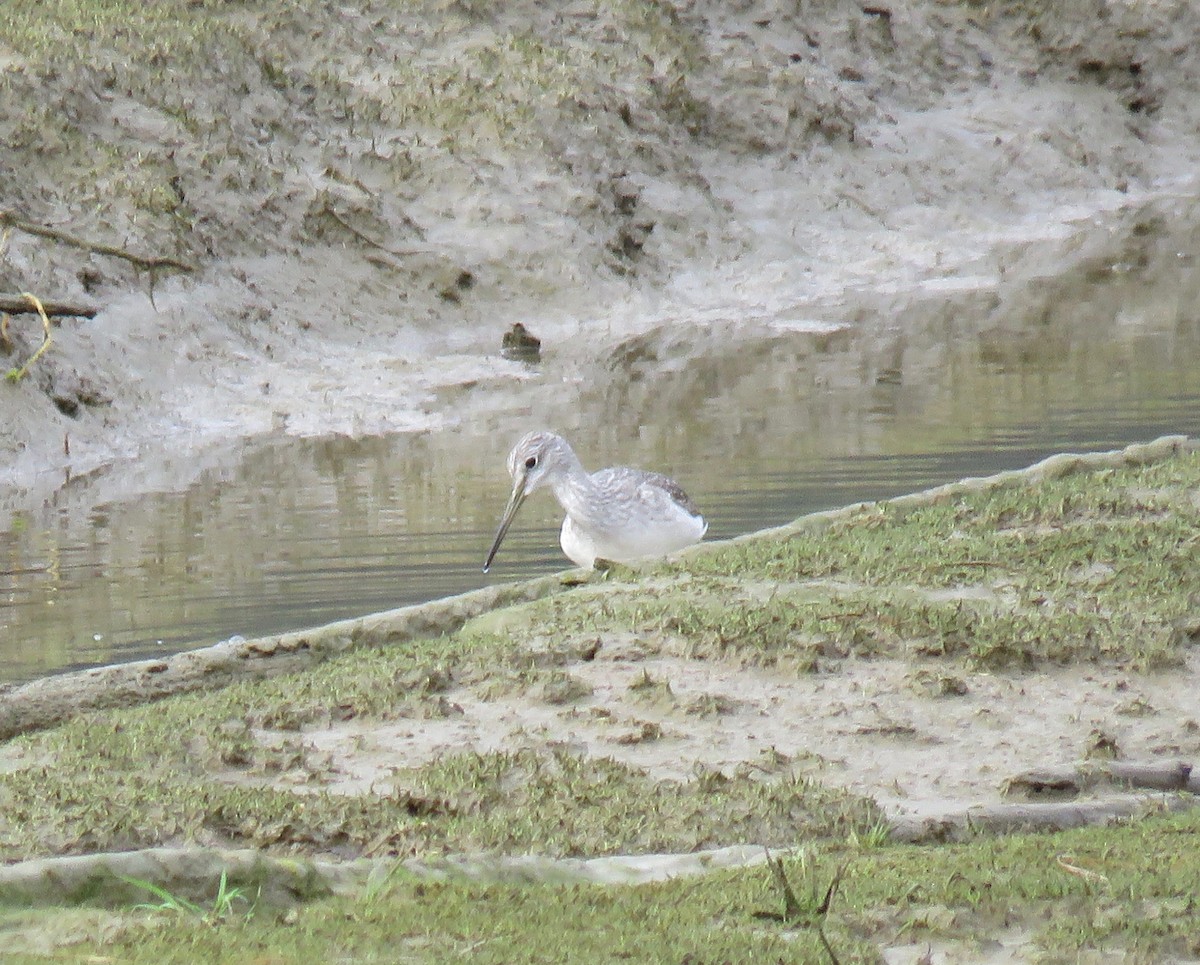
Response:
[[0, 570, 576, 742], [0, 843, 772, 908], [3, 0, 1200, 514], [0, 435, 1184, 742], [5, 199, 1198, 684], [2, 436, 1195, 846], [1, 436, 1197, 962]]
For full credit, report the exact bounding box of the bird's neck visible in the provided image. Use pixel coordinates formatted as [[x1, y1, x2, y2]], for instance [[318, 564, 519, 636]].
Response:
[[548, 462, 601, 525]]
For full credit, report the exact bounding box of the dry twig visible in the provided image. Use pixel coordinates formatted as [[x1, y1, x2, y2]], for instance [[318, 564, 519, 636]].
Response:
[[0, 294, 97, 318], [0, 209, 195, 273], [1055, 853, 1110, 885]]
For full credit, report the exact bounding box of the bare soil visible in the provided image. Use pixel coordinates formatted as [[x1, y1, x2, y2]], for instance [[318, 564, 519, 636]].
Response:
[[295, 647, 1200, 822]]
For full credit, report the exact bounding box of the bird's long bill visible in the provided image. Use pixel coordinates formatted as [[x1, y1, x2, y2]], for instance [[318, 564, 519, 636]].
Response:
[[483, 476, 528, 573]]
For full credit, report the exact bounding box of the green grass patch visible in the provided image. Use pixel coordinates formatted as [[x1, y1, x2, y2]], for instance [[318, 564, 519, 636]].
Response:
[[0, 666, 879, 862], [692, 454, 1200, 592], [490, 450, 1200, 670], [0, 0, 707, 224], [4, 808, 1198, 964], [0, 0, 715, 295], [120, 868, 254, 924]]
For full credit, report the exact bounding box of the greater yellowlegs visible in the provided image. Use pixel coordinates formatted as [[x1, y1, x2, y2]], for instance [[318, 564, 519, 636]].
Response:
[[483, 431, 707, 571]]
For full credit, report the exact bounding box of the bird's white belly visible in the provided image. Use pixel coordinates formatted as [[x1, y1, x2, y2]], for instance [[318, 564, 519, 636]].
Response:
[[560, 508, 707, 569]]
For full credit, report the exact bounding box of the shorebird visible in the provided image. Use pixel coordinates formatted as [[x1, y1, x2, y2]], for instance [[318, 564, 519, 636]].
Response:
[[483, 431, 707, 571]]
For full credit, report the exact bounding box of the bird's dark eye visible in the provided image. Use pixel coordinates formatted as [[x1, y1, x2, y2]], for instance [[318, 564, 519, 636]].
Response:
[[525, 456, 537, 469]]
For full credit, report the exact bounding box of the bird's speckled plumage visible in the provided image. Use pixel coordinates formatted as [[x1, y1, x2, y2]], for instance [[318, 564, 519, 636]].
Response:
[[484, 431, 706, 571]]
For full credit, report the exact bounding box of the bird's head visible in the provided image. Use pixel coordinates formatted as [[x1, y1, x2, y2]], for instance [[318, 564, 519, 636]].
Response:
[[484, 431, 574, 572]]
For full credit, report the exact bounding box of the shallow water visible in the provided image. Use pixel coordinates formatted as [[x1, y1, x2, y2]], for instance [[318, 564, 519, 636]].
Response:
[[3, 209, 1199, 684]]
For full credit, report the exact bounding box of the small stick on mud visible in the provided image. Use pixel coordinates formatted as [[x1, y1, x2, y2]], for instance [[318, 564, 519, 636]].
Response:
[[760, 849, 847, 965], [1055, 853, 1110, 885], [321, 203, 429, 260], [1004, 760, 1198, 797], [764, 848, 803, 921], [818, 926, 842, 965], [0, 294, 98, 318], [0, 209, 195, 273], [889, 790, 1199, 843]]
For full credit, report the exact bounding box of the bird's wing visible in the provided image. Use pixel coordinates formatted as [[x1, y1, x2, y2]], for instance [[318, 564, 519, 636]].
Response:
[[593, 467, 702, 518]]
